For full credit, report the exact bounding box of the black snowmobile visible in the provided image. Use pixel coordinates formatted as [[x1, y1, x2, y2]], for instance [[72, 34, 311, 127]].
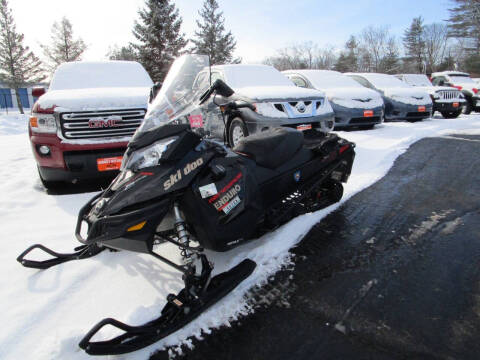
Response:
[[17, 55, 355, 355]]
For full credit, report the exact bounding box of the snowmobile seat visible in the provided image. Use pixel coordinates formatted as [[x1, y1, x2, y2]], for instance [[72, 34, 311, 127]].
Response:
[[233, 127, 304, 169]]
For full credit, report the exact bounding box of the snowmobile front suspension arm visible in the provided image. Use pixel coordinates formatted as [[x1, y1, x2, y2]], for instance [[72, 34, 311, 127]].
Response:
[[16, 243, 105, 270]]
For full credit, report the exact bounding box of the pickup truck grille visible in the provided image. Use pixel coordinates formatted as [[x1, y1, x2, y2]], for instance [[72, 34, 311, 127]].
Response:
[[60, 109, 146, 139], [437, 90, 460, 100]]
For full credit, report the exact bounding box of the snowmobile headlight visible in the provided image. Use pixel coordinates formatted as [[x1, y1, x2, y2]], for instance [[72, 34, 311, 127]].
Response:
[[122, 137, 178, 171]]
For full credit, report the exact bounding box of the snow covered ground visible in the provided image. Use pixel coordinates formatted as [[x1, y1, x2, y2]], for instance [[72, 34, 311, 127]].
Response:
[[1, 113, 479, 360]]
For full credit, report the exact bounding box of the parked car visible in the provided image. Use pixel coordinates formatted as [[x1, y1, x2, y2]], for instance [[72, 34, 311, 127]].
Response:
[[346, 73, 432, 121], [395, 74, 465, 118], [29, 61, 153, 188], [430, 71, 480, 114], [187, 64, 335, 147], [283, 70, 384, 130]]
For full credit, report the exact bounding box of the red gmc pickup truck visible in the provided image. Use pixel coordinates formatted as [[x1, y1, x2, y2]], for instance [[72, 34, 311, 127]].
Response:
[[29, 61, 153, 189]]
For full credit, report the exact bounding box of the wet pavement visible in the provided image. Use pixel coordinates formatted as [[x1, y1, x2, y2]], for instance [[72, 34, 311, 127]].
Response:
[[153, 135, 480, 360]]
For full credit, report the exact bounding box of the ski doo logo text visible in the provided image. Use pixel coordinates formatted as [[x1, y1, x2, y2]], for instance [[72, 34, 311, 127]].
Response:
[[213, 184, 241, 210], [163, 158, 204, 190]]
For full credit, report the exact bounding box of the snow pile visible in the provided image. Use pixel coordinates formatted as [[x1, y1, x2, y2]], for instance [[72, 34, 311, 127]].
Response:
[[49, 61, 153, 91], [1, 112, 480, 359], [0, 112, 29, 135], [383, 87, 432, 105], [400, 74, 432, 87], [38, 61, 152, 111], [38, 87, 150, 112]]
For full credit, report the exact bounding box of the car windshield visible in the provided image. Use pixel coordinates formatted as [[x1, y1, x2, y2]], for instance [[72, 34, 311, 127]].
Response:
[[363, 74, 410, 88], [300, 70, 363, 89], [49, 61, 153, 90], [450, 75, 475, 84], [221, 65, 293, 88], [136, 54, 210, 134], [402, 74, 432, 87]]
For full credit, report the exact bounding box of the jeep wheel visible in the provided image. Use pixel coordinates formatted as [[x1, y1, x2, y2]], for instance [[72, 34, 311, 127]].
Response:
[[228, 118, 249, 148], [441, 110, 462, 119], [463, 100, 472, 114]]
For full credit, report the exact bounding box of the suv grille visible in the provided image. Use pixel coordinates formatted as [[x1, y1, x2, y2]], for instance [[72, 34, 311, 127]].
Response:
[[270, 100, 324, 118], [437, 90, 459, 100], [60, 109, 146, 139]]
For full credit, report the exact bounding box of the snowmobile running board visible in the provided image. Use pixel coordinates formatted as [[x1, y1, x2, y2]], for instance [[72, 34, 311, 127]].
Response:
[[79, 259, 256, 355], [16, 244, 105, 270]]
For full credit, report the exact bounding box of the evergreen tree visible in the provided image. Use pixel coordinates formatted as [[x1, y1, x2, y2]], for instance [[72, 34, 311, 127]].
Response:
[[448, 0, 480, 53], [0, 0, 45, 114], [107, 44, 138, 61], [403, 16, 426, 73], [344, 36, 359, 71], [131, 0, 187, 82], [191, 0, 236, 65], [334, 53, 350, 72], [380, 39, 400, 74], [41, 17, 87, 72]]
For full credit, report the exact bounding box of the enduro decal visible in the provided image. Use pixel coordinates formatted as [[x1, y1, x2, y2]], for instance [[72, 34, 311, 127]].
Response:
[[208, 172, 243, 203], [199, 183, 218, 198], [163, 158, 204, 190], [222, 196, 241, 214], [213, 184, 241, 211], [188, 114, 204, 128]]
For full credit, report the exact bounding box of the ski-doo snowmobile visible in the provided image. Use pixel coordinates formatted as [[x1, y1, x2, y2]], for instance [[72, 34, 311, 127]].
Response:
[[17, 55, 355, 355]]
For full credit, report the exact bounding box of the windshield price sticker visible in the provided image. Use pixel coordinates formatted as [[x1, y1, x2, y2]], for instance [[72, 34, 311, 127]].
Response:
[[189, 114, 204, 128], [199, 183, 218, 198]]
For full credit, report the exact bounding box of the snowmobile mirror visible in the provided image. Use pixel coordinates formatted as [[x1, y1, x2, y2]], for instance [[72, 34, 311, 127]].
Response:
[[149, 82, 163, 103], [199, 79, 234, 105]]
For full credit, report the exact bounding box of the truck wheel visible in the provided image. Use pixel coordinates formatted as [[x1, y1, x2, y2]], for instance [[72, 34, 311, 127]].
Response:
[[441, 110, 462, 119], [228, 118, 249, 148], [37, 167, 62, 190], [463, 100, 472, 114]]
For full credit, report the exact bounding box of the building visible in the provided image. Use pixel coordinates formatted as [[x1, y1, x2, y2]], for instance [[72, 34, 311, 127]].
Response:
[[0, 83, 47, 111]]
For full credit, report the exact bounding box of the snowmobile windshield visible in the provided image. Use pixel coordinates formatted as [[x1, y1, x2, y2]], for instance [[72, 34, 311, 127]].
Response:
[[135, 54, 210, 135]]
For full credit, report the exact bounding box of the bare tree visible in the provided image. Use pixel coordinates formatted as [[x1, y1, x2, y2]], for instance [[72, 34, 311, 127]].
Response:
[[423, 23, 449, 72], [41, 17, 87, 72], [360, 26, 389, 72], [264, 42, 337, 71]]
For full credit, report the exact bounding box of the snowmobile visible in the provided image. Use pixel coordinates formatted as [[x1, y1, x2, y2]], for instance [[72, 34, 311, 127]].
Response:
[[17, 55, 355, 355]]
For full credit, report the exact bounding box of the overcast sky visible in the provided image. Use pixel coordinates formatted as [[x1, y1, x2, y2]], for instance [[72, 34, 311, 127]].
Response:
[[10, 0, 452, 64]]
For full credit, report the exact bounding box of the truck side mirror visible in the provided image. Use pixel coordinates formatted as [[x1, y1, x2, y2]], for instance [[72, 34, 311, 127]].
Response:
[[32, 87, 46, 98], [149, 82, 163, 104]]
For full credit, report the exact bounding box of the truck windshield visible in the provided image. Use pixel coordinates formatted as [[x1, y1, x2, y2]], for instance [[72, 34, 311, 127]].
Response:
[[49, 61, 153, 90]]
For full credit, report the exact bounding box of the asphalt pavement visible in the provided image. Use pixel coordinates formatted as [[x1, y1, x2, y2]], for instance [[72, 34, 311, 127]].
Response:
[[152, 134, 480, 360]]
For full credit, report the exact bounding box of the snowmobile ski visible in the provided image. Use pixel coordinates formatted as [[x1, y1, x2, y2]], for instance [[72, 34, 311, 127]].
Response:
[[16, 244, 105, 270], [79, 258, 256, 355]]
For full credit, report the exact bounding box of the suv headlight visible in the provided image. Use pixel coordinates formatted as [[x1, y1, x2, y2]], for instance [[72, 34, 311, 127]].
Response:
[[433, 93, 440, 100], [121, 137, 177, 171], [30, 114, 57, 133]]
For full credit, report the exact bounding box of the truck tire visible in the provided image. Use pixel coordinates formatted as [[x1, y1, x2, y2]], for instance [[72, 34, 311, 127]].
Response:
[[228, 117, 249, 148], [441, 110, 462, 119], [37, 167, 62, 190]]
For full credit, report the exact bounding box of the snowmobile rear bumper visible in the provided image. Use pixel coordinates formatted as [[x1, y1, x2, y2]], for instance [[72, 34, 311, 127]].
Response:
[[76, 194, 171, 254]]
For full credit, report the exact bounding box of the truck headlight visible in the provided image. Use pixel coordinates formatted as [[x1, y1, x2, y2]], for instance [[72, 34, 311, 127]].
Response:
[[30, 114, 57, 133], [122, 137, 178, 171]]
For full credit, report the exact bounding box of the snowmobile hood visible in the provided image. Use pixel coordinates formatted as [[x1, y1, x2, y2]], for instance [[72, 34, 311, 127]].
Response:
[[234, 86, 326, 102], [37, 87, 150, 112]]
